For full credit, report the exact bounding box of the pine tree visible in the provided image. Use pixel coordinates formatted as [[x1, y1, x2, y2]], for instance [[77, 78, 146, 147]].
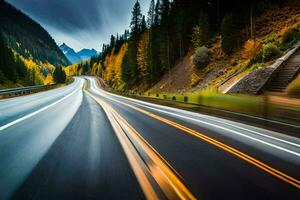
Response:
[[15, 55, 27, 79], [158, 0, 171, 72], [130, 0, 142, 40], [0, 33, 17, 82], [128, 0, 143, 83], [146, 0, 156, 85], [141, 15, 147, 32], [110, 35, 116, 48], [154, 0, 161, 26], [147, 0, 155, 27], [221, 13, 237, 54], [53, 66, 66, 84]]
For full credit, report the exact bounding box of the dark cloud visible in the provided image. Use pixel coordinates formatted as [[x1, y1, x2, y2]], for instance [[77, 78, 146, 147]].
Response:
[[6, 0, 148, 51]]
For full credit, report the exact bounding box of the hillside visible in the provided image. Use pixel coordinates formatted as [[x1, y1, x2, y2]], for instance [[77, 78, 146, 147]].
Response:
[[0, 0, 69, 66], [65, 0, 300, 97], [0, 0, 69, 88], [149, 1, 300, 94]]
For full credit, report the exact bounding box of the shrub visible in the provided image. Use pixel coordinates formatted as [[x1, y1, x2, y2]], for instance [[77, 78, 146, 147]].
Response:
[[245, 43, 280, 71], [282, 25, 300, 44], [247, 50, 263, 67], [192, 46, 209, 68], [280, 24, 300, 51], [262, 43, 281, 62], [287, 75, 300, 97]]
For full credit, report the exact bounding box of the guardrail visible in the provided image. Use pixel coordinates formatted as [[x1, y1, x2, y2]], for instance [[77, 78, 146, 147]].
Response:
[[0, 84, 56, 99], [94, 78, 300, 133], [121, 91, 300, 129]]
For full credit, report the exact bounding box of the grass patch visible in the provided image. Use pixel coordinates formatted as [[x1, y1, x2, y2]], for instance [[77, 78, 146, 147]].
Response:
[[287, 75, 300, 97]]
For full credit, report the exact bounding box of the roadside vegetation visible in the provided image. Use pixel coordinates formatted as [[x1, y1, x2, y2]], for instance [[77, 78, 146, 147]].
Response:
[[0, 32, 67, 88], [122, 88, 300, 126], [64, 0, 299, 100], [287, 75, 300, 97]]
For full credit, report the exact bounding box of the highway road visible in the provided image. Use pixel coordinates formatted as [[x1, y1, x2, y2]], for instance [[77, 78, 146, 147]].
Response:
[[0, 77, 299, 200]]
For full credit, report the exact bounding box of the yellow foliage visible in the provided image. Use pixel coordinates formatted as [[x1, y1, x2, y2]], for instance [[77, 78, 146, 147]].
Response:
[[243, 39, 261, 58], [103, 43, 128, 87], [64, 63, 86, 77], [137, 31, 150, 78], [23, 58, 38, 69], [44, 73, 54, 85], [17, 54, 56, 85]]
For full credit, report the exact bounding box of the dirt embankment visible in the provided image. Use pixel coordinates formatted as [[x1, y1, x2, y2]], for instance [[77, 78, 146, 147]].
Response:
[[148, 55, 193, 94]]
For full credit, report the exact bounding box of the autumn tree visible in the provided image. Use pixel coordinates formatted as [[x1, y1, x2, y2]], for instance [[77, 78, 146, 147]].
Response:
[[191, 13, 210, 50], [137, 31, 150, 82]]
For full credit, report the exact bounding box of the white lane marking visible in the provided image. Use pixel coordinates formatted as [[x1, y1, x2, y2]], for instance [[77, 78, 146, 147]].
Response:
[[88, 78, 300, 148], [111, 95, 300, 149], [0, 80, 83, 132], [88, 79, 300, 158]]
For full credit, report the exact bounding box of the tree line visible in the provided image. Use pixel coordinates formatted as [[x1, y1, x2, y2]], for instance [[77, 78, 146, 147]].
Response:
[[0, 33, 66, 86], [0, 33, 31, 85], [84, 0, 287, 90], [0, 1, 69, 66]]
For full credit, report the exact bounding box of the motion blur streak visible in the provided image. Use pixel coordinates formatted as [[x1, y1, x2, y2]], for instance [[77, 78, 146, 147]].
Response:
[[88, 78, 300, 189], [86, 89, 197, 200]]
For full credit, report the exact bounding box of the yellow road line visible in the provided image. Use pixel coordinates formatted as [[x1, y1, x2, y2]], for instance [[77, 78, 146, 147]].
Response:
[[86, 90, 197, 200], [91, 88, 300, 190], [88, 92, 159, 200]]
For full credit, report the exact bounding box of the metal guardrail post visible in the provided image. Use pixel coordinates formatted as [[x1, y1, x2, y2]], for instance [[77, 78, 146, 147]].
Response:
[[263, 95, 269, 120], [198, 95, 203, 106], [184, 96, 188, 102]]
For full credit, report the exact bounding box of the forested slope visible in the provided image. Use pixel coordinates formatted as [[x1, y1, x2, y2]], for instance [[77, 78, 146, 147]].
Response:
[[0, 1, 69, 66], [67, 0, 300, 94], [0, 0, 69, 88]]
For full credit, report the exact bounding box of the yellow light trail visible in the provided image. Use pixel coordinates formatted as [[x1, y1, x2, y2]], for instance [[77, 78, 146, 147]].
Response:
[[88, 85, 300, 190], [86, 90, 197, 200]]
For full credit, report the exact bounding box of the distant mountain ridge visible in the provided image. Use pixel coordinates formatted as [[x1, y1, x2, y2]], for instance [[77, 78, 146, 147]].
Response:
[[0, 1, 69, 66], [59, 43, 97, 64], [59, 43, 82, 64], [77, 48, 97, 61]]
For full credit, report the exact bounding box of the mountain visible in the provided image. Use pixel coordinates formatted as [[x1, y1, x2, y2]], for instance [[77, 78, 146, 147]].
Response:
[[59, 43, 82, 64], [59, 43, 98, 64], [77, 48, 97, 61], [0, 1, 69, 66]]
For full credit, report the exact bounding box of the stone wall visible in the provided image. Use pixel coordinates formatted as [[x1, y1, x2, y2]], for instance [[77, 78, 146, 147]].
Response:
[[227, 42, 300, 94]]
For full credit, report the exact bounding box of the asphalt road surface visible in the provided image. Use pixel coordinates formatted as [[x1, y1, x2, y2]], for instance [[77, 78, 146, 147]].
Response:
[[0, 77, 299, 200]]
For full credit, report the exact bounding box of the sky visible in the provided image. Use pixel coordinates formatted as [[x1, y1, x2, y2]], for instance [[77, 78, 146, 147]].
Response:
[[7, 0, 149, 51]]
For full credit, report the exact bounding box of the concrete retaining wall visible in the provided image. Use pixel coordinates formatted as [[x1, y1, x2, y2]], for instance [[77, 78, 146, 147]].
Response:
[[227, 42, 300, 94]]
